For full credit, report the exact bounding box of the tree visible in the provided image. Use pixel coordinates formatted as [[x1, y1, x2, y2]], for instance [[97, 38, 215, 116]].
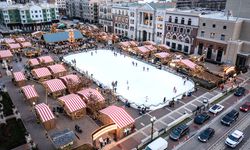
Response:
[[87, 94, 104, 120]]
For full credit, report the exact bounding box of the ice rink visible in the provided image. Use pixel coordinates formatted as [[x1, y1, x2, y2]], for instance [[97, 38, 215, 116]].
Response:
[[64, 50, 195, 110]]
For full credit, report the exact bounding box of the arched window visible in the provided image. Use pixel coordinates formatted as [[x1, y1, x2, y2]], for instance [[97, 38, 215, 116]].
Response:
[[188, 18, 192, 25], [185, 38, 190, 43], [181, 18, 185, 24], [173, 35, 177, 40], [169, 16, 172, 22], [125, 25, 128, 29], [175, 17, 178, 23], [179, 36, 183, 41]]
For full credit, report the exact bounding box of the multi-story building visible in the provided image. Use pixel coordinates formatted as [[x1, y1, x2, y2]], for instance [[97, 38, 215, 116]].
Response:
[[225, 0, 250, 19], [175, 0, 226, 10], [0, 1, 59, 31], [98, 2, 113, 32], [164, 10, 199, 54], [55, 0, 66, 14]]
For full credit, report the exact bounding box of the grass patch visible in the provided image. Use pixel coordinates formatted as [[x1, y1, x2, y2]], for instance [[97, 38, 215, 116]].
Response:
[[0, 119, 27, 150], [139, 117, 192, 150], [211, 90, 234, 105], [73, 144, 95, 150], [1, 92, 14, 116]]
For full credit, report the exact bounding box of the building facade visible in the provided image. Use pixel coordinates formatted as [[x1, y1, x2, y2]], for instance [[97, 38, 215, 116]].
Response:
[[99, 3, 113, 33], [0, 2, 59, 31], [225, 0, 250, 19], [175, 0, 226, 10]]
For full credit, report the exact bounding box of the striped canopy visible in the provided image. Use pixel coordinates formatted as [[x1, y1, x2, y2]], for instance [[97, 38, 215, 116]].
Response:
[[100, 105, 135, 128], [13, 71, 26, 81], [58, 94, 86, 113], [32, 67, 51, 78], [0, 50, 13, 58], [8, 43, 21, 49], [47, 64, 66, 74], [38, 56, 54, 64], [77, 88, 104, 102], [59, 74, 81, 85], [21, 85, 39, 99], [28, 58, 40, 67], [35, 103, 55, 122], [43, 79, 66, 93]]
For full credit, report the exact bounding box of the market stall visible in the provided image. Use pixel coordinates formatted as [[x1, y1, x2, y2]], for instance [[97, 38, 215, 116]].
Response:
[[58, 94, 86, 120], [47, 64, 67, 78], [157, 44, 171, 52], [154, 52, 171, 64], [21, 85, 39, 105], [97, 105, 135, 141], [144, 45, 157, 52], [77, 88, 105, 108], [119, 42, 131, 51], [144, 41, 156, 46], [23, 47, 41, 58], [31, 67, 52, 81], [38, 56, 54, 66], [135, 46, 151, 58], [43, 79, 66, 98], [35, 103, 56, 130], [129, 41, 138, 47], [8, 43, 21, 52], [28, 58, 40, 68], [20, 42, 32, 48], [0, 50, 13, 61], [15, 37, 26, 43], [13, 71, 26, 87], [59, 74, 82, 93]]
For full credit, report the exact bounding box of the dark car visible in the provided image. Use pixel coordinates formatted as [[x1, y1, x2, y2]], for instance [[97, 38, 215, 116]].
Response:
[[194, 112, 210, 124], [170, 124, 189, 140], [221, 109, 239, 126], [198, 127, 215, 142], [240, 102, 250, 112], [234, 87, 246, 97]]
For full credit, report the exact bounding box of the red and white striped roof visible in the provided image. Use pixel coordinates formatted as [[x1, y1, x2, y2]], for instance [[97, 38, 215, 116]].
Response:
[[154, 52, 170, 59], [137, 46, 150, 53], [28, 58, 39, 66], [21, 42, 32, 48], [16, 37, 26, 42], [35, 103, 55, 122], [21, 85, 39, 99], [58, 94, 86, 113], [77, 88, 104, 102], [100, 105, 135, 128], [38, 56, 54, 64], [59, 74, 81, 84], [43, 79, 66, 93], [32, 67, 51, 78], [4, 38, 15, 44], [47, 64, 66, 74], [144, 45, 157, 51], [0, 50, 13, 58], [13, 71, 26, 81], [8, 43, 21, 49]]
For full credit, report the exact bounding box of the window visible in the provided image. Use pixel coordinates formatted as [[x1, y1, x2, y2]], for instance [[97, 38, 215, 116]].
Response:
[[166, 41, 170, 46], [185, 38, 190, 44], [174, 27, 177, 32], [223, 26, 227, 29], [130, 26, 134, 31], [175, 17, 178, 23], [186, 29, 190, 34], [157, 16, 163, 21], [35, 10, 37, 13], [157, 32, 162, 37], [201, 31, 205, 37], [172, 43, 176, 49], [177, 44, 182, 51], [212, 24, 216, 28], [221, 34, 225, 41], [22, 15, 25, 18], [184, 46, 189, 53], [168, 26, 171, 31], [187, 18, 191, 25], [202, 23, 206, 26], [130, 19, 134, 24], [181, 18, 185, 24], [210, 33, 215, 38], [130, 12, 134, 17], [180, 28, 183, 33], [157, 24, 163, 29], [172, 35, 177, 40], [169, 16, 172, 22]]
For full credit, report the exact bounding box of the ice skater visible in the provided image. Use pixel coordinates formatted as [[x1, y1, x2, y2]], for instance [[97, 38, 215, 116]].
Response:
[[143, 66, 145, 71], [135, 62, 137, 66], [183, 79, 186, 85], [127, 86, 129, 90], [173, 87, 177, 93], [163, 97, 166, 103], [126, 80, 129, 85], [147, 68, 149, 72], [132, 61, 134, 66], [91, 51, 93, 56]]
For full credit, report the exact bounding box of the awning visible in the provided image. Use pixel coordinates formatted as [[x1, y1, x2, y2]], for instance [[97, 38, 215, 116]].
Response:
[[35, 103, 55, 122], [180, 59, 197, 70], [154, 52, 170, 58], [77, 88, 104, 102], [144, 41, 156, 45], [58, 94, 86, 113], [59, 74, 81, 84], [47, 64, 66, 74], [16, 37, 26, 42], [43, 79, 66, 93], [21, 42, 32, 48], [129, 41, 138, 47], [120, 42, 130, 47], [21, 85, 39, 99], [100, 105, 135, 128], [0, 50, 13, 58], [28, 58, 40, 66], [158, 44, 171, 50], [32, 67, 51, 78], [38, 56, 54, 64], [4, 38, 15, 44], [137, 46, 150, 53], [13, 71, 26, 81], [144, 45, 157, 51], [8, 43, 21, 49]]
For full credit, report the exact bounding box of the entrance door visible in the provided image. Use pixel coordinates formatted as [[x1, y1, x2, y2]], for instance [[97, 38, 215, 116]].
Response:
[[236, 54, 247, 67], [198, 43, 203, 55], [207, 45, 213, 59], [216, 48, 223, 62], [143, 30, 147, 41]]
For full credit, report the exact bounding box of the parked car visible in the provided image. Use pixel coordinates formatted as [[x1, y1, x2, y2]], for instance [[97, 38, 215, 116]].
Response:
[[209, 104, 224, 114], [221, 109, 239, 126], [239, 102, 250, 112], [225, 130, 244, 148], [145, 137, 168, 150], [198, 127, 215, 142], [234, 87, 246, 96], [194, 112, 210, 124], [169, 124, 189, 140]]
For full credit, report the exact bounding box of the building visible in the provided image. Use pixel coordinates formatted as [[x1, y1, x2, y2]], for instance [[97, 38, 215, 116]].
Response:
[[225, 0, 250, 19], [55, 0, 66, 14], [0, 2, 59, 31], [164, 9, 199, 54], [175, 0, 226, 10], [98, 2, 113, 32]]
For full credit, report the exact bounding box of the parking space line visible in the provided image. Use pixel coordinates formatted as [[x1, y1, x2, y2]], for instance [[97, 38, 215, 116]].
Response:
[[168, 115, 176, 120], [140, 123, 145, 127], [160, 120, 168, 126], [164, 107, 173, 112], [190, 103, 197, 107], [140, 131, 148, 137], [178, 100, 186, 105]]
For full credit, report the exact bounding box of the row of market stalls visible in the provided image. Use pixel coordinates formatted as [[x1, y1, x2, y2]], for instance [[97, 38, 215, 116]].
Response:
[[1, 37, 33, 51]]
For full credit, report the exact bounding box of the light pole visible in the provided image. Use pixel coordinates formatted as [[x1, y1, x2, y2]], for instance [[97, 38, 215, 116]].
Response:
[[150, 116, 156, 141]]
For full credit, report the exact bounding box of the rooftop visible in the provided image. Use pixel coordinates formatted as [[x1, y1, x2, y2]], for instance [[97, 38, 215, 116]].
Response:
[[42, 30, 84, 43], [200, 12, 238, 21]]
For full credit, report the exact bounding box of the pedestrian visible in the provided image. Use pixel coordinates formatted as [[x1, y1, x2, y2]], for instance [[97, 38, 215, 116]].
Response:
[[163, 97, 166, 103], [173, 87, 177, 93], [127, 86, 129, 90], [126, 80, 129, 84], [143, 66, 145, 71], [183, 80, 186, 85], [147, 68, 149, 71]]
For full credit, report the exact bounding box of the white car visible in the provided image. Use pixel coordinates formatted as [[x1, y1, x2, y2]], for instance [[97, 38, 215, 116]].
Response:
[[225, 130, 244, 148], [209, 104, 224, 114]]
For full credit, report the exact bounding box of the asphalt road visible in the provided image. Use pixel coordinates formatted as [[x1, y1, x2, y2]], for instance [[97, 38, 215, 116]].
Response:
[[175, 94, 250, 150]]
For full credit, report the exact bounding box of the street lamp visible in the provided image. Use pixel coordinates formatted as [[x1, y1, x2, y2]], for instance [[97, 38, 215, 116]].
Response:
[[150, 116, 156, 141]]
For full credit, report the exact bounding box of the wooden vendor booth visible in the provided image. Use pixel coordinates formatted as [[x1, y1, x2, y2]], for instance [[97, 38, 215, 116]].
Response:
[[31, 67, 52, 81], [154, 52, 171, 64], [58, 94, 86, 120], [28, 58, 40, 68], [21, 85, 39, 105], [77, 88, 105, 107], [38, 56, 54, 66], [0, 50, 13, 61], [157, 44, 171, 52], [13, 71, 26, 87], [8, 43, 21, 52], [43, 79, 66, 98], [135, 46, 151, 58], [47, 64, 67, 78], [35, 103, 56, 130], [59, 74, 82, 93], [92, 105, 135, 148]]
